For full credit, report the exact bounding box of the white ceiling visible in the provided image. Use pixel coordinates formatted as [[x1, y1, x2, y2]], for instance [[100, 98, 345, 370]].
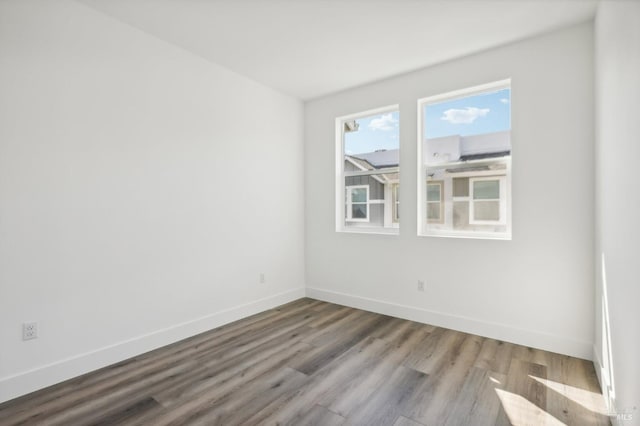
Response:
[[77, 0, 598, 100]]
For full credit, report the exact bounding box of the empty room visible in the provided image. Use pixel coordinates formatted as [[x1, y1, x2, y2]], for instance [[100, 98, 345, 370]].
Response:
[[0, 0, 638, 425]]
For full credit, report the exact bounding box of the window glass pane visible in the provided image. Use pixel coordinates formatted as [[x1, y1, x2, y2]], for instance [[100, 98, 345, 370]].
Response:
[[474, 201, 500, 220], [420, 82, 511, 238], [351, 188, 367, 202], [473, 180, 499, 199], [427, 184, 441, 201], [427, 203, 441, 220], [352, 204, 367, 219], [344, 112, 399, 154], [340, 108, 399, 232]]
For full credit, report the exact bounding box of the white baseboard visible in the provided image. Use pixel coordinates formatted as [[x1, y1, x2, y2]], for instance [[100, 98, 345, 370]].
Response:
[[593, 344, 604, 391], [306, 287, 593, 360], [0, 287, 305, 404]]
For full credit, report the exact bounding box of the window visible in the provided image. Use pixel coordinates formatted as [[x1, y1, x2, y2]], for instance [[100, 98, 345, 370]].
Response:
[[426, 181, 443, 223], [418, 80, 511, 239], [469, 177, 506, 224], [346, 185, 369, 222], [336, 105, 400, 234]]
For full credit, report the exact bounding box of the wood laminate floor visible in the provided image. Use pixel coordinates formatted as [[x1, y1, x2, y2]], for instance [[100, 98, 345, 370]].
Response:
[[0, 298, 609, 426]]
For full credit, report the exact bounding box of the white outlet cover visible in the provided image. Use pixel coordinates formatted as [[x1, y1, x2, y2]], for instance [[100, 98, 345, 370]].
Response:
[[22, 322, 38, 340]]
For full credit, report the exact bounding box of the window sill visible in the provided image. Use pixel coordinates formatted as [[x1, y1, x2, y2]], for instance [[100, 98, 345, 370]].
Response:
[[337, 227, 400, 236], [419, 230, 511, 241]]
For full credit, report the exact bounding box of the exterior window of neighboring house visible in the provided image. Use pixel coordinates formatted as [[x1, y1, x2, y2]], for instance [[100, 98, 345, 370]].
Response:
[[469, 177, 506, 224], [426, 181, 444, 223], [418, 80, 511, 239], [346, 185, 369, 221], [336, 105, 400, 234]]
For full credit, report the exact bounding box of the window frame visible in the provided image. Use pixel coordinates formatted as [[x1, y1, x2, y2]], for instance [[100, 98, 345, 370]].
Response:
[[336, 104, 400, 235], [416, 79, 512, 240], [469, 176, 507, 225], [426, 180, 444, 224], [345, 185, 370, 222]]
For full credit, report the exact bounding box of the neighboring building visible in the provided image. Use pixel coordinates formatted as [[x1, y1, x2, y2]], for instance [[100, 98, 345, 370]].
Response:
[[344, 149, 399, 229], [344, 130, 510, 232], [424, 130, 510, 235]]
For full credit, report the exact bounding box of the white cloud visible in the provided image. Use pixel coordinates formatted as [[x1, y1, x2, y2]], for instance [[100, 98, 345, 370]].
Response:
[[500, 98, 510, 104], [440, 107, 490, 124], [368, 113, 398, 131]]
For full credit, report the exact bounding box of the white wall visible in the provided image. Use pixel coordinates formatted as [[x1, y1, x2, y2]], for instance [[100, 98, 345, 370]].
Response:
[[0, 0, 304, 403], [305, 23, 595, 359], [594, 2, 640, 422]]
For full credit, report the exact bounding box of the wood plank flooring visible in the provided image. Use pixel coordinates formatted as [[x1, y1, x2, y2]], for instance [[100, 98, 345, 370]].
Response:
[[0, 298, 610, 425]]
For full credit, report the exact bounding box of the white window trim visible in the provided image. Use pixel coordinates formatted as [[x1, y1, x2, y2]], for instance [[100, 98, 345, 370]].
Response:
[[336, 104, 400, 234], [416, 79, 512, 240], [469, 176, 507, 225], [346, 185, 370, 222]]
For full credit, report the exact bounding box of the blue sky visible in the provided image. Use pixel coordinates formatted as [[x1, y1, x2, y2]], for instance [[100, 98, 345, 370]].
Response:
[[344, 111, 399, 155], [423, 88, 511, 139], [344, 89, 510, 155]]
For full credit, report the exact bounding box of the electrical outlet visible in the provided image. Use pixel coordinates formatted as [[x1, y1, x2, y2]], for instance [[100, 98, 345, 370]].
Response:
[[259, 273, 266, 284], [417, 280, 425, 292], [23, 322, 38, 340]]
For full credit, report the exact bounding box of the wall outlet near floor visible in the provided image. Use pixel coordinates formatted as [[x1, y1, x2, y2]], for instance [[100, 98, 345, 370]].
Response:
[[23, 322, 38, 340], [259, 273, 266, 284], [417, 280, 425, 292]]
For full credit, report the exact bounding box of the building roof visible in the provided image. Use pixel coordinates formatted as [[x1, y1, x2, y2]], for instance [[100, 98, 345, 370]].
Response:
[[345, 155, 398, 184], [349, 131, 510, 169], [346, 155, 376, 171], [350, 149, 399, 168]]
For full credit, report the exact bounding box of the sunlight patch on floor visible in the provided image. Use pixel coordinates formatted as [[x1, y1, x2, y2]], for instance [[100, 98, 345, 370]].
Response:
[[528, 375, 608, 415], [495, 388, 566, 426]]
